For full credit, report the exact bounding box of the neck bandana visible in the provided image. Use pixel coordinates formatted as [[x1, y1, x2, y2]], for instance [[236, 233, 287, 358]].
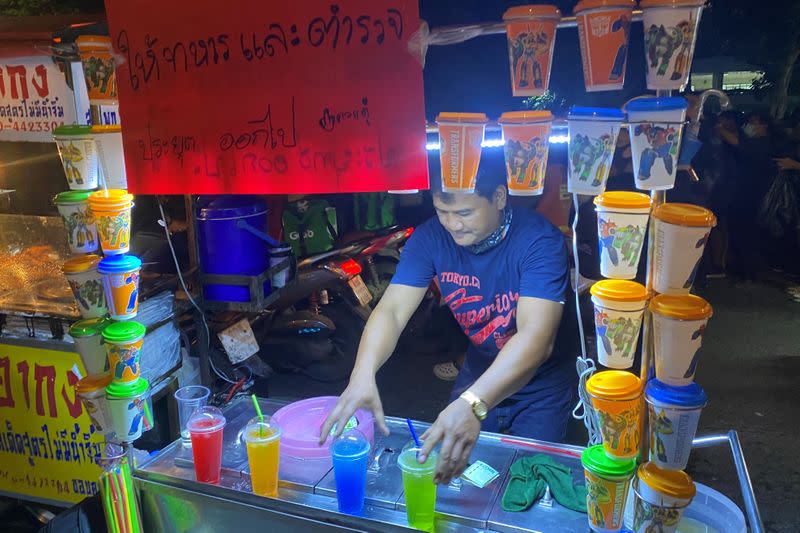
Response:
[[465, 207, 513, 255]]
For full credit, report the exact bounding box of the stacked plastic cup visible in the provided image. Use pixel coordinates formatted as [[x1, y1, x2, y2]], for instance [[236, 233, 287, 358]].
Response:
[[435, 113, 488, 193], [70, 317, 110, 376], [499, 111, 553, 196], [105, 378, 150, 442], [63, 254, 107, 319], [593, 192, 652, 279], [586, 370, 643, 460], [502, 5, 561, 97], [590, 280, 648, 370], [54, 125, 100, 191], [632, 462, 696, 533], [98, 254, 142, 321], [75, 373, 113, 433], [54, 191, 99, 254], [568, 107, 626, 195], [88, 189, 134, 255], [581, 444, 637, 532], [649, 294, 713, 386], [645, 379, 707, 471], [103, 321, 146, 384]]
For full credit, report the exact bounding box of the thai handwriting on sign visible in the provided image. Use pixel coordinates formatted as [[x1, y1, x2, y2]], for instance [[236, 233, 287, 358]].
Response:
[[116, 5, 404, 91], [0, 469, 97, 496], [0, 420, 100, 468], [0, 356, 82, 419]]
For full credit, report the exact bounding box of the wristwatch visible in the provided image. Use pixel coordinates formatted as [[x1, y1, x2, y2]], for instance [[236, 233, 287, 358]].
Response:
[[459, 390, 488, 422]]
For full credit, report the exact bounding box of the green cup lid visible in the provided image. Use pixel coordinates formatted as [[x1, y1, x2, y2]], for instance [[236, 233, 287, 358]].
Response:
[[54, 124, 92, 136], [581, 445, 637, 477], [54, 190, 93, 204], [69, 317, 109, 338], [106, 378, 149, 398], [102, 321, 146, 343]]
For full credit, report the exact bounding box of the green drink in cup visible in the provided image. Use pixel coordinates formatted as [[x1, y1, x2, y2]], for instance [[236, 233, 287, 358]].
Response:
[[398, 442, 438, 532]]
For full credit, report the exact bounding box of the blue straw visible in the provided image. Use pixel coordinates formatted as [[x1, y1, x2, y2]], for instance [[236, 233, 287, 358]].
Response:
[[406, 418, 421, 447]]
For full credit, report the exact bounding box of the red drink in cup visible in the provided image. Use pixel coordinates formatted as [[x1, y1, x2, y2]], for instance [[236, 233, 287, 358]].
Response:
[[187, 406, 226, 484]]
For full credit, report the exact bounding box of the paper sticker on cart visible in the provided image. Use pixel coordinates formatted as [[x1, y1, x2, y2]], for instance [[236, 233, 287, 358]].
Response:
[[218, 318, 260, 364]]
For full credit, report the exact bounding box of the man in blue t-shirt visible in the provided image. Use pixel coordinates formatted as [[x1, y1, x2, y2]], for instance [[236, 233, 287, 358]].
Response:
[[321, 170, 578, 485]]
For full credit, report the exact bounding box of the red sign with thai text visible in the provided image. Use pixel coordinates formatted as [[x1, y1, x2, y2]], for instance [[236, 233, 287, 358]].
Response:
[[104, 0, 429, 194]]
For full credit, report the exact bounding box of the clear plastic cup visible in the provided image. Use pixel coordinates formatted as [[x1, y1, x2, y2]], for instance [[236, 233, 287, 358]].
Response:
[[330, 429, 371, 515], [174, 385, 211, 446], [187, 406, 227, 484], [398, 442, 438, 532], [244, 416, 281, 497]]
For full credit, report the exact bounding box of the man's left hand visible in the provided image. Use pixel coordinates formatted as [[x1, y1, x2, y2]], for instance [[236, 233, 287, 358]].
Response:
[[418, 398, 481, 485]]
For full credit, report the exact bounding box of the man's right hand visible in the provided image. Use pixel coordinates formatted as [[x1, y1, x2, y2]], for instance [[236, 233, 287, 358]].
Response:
[[319, 374, 390, 444]]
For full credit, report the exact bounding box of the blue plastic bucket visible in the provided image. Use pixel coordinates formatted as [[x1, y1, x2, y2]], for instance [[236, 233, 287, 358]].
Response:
[[196, 196, 271, 302]]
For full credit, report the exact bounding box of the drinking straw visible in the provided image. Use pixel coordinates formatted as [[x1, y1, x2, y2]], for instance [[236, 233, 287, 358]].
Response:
[[108, 471, 128, 533], [121, 460, 141, 533], [252, 394, 264, 437], [111, 470, 132, 533], [406, 418, 421, 447], [102, 474, 120, 533], [142, 400, 153, 431]]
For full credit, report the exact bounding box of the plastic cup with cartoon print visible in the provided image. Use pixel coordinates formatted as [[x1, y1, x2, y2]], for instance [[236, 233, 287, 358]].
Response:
[[499, 111, 552, 196], [624, 97, 688, 191], [650, 294, 713, 386], [568, 107, 625, 195], [63, 254, 107, 319], [645, 379, 707, 471], [54, 125, 100, 191], [70, 317, 110, 375], [594, 191, 651, 278], [187, 406, 227, 484], [398, 442, 438, 532], [75, 372, 113, 433], [640, 0, 705, 92], [574, 0, 636, 92], [435, 113, 488, 193], [54, 191, 99, 254], [581, 444, 637, 532], [102, 321, 146, 384], [76, 35, 117, 104], [91, 125, 128, 189], [98, 254, 142, 321], [652, 203, 716, 295], [106, 378, 150, 442], [590, 280, 647, 370], [502, 5, 561, 97], [88, 189, 134, 255], [245, 416, 281, 497], [632, 462, 696, 533], [175, 385, 211, 446], [586, 370, 643, 459]]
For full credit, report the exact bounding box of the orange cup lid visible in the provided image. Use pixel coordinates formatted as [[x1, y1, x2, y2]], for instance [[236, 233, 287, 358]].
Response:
[[499, 111, 553, 124], [649, 294, 712, 320], [75, 372, 112, 394], [89, 189, 133, 207], [62, 254, 102, 274], [435, 112, 489, 124], [640, 0, 705, 7], [590, 279, 648, 302], [638, 462, 696, 499], [586, 370, 642, 400], [503, 5, 562, 20], [574, 0, 636, 12], [594, 191, 652, 210], [90, 125, 121, 134], [652, 203, 716, 227], [76, 35, 113, 49]]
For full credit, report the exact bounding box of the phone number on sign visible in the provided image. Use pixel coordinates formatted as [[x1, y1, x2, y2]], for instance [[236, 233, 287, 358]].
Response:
[[1, 120, 64, 132]]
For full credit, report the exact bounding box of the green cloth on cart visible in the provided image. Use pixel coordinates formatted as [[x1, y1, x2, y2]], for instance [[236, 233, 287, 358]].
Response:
[[501, 454, 587, 513]]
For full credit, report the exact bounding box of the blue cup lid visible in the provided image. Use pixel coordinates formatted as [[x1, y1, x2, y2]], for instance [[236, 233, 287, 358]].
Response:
[[98, 254, 143, 274], [646, 378, 707, 408], [624, 97, 688, 113], [568, 106, 625, 121], [330, 429, 370, 460]]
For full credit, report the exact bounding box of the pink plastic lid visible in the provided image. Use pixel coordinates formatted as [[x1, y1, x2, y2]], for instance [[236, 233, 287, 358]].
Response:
[[272, 396, 375, 460]]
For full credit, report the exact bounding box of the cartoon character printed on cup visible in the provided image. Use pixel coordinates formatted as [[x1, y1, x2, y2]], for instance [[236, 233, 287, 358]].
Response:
[[645, 13, 696, 81], [59, 142, 85, 185], [683, 232, 710, 288], [650, 407, 674, 464], [110, 344, 141, 381], [510, 29, 551, 90], [585, 475, 611, 527], [610, 14, 631, 81], [683, 324, 706, 379], [97, 211, 131, 249], [64, 207, 96, 250], [595, 310, 639, 361], [84, 400, 103, 431], [69, 278, 105, 312], [633, 496, 682, 533], [127, 397, 145, 437], [84, 56, 117, 98], [599, 218, 645, 268], [598, 408, 640, 456], [633, 124, 679, 181], [571, 133, 615, 187], [505, 137, 547, 188]]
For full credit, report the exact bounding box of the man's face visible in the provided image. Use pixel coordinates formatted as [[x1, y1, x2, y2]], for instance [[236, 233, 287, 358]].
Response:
[[433, 187, 506, 247]]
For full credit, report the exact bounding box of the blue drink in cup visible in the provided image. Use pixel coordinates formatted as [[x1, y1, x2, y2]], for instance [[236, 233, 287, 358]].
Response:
[[330, 430, 371, 515]]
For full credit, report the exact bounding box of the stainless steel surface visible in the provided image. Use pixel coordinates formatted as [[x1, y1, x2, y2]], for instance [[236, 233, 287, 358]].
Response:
[[692, 431, 765, 533]]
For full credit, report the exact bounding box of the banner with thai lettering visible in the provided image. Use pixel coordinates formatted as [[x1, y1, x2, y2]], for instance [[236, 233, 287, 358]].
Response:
[[0, 57, 79, 142], [0, 342, 103, 505], [104, 0, 429, 194]]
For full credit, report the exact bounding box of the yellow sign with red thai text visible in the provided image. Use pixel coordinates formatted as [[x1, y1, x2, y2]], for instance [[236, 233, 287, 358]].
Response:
[[0, 342, 103, 505]]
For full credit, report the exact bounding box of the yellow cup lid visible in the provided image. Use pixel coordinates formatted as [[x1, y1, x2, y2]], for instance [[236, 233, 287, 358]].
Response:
[[89, 189, 133, 207], [499, 111, 553, 124], [637, 462, 696, 499], [435, 112, 489, 124], [504, 5, 562, 20], [590, 280, 648, 302], [586, 370, 642, 400], [75, 372, 112, 394], [594, 191, 652, 210], [90, 125, 121, 134], [652, 203, 716, 227], [62, 254, 102, 274], [649, 294, 712, 320]]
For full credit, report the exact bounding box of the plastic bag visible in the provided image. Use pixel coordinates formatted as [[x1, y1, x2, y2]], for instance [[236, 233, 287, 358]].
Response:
[[758, 170, 800, 241]]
